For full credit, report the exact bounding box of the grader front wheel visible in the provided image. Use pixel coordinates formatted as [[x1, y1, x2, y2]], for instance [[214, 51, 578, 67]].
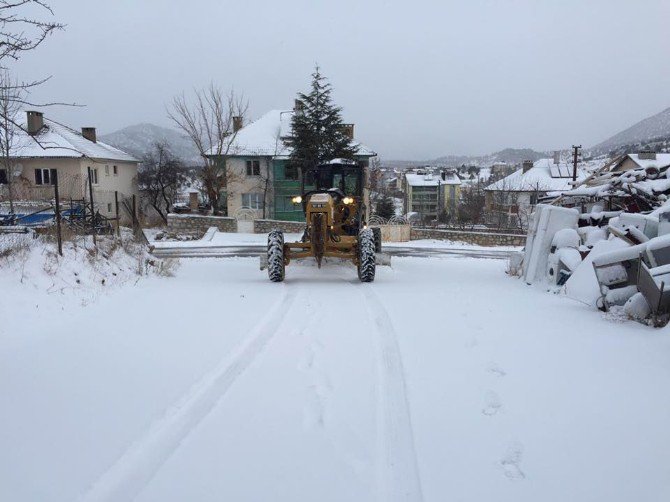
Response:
[[267, 229, 285, 282], [357, 229, 376, 282]]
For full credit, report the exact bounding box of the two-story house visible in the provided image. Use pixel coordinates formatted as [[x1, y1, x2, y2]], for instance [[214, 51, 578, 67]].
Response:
[[207, 108, 376, 221], [1, 111, 139, 221]]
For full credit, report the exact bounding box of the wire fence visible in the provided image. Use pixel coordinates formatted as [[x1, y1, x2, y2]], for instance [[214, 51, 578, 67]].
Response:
[[0, 169, 142, 255]]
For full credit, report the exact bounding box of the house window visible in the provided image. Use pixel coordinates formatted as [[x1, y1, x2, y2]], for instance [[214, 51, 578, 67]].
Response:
[[35, 168, 57, 185], [107, 203, 112, 212], [0, 169, 7, 184], [284, 163, 298, 180], [88, 167, 99, 185], [105, 165, 109, 176], [113, 165, 118, 176], [241, 192, 263, 209], [277, 196, 302, 212], [245, 159, 260, 176]]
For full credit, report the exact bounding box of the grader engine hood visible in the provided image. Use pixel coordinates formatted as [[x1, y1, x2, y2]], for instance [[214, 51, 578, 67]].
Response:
[[306, 193, 334, 221]]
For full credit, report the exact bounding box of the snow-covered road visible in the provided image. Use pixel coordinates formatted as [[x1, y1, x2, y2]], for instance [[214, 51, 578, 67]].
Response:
[[2, 256, 670, 501]]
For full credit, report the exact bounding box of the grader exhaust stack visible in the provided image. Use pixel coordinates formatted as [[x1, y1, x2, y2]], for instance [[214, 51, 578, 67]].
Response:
[[259, 159, 390, 282]]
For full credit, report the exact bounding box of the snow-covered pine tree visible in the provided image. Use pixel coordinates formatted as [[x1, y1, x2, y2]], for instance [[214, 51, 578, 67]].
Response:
[[375, 193, 396, 219], [289, 66, 358, 173]]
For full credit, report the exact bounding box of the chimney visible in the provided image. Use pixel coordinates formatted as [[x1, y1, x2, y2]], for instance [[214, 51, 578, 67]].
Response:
[[26, 111, 44, 135], [232, 116, 243, 133], [341, 124, 354, 140], [522, 160, 533, 173], [553, 150, 560, 164], [81, 127, 97, 143], [294, 99, 304, 113], [639, 150, 657, 160]]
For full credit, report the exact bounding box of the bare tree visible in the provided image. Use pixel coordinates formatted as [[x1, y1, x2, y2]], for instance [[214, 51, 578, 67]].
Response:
[[457, 181, 486, 229], [0, 71, 23, 213], [138, 142, 187, 224], [168, 85, 248, 213], [485, 178, 549, 231], [0, 1, 69, 125]]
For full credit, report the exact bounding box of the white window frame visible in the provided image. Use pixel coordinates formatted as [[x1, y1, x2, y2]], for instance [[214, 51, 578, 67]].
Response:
[[105, 165, 109, 176], [241, 192, 263, 209], [88, 167, 99, 185]]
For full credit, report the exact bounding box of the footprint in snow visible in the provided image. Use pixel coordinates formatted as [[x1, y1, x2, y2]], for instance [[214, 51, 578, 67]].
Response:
[[487, 362, 507, 377], [298, 345, 315, 372], [482, 390, 502, 416], [501, 442, 526, 480], [303, 385, 325, 429]]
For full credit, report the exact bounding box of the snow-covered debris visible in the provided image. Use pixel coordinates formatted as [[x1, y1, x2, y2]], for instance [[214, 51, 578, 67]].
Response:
[[563, 156, 670, 212]]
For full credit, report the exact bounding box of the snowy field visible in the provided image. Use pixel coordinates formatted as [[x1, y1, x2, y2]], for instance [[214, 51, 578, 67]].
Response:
[[2, 254, 670, 501]]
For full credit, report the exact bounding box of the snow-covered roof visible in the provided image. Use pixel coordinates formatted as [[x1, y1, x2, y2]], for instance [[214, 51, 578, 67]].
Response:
[[208, 110, 376, 158], [620, 153, 670, 171], [11, 118, 138, 162], [405, 171, 461, 186], [485, 158, 587, 192]]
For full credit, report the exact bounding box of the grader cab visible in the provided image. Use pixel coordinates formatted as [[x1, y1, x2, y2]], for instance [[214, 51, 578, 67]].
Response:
[[260, 159, 388, 282]]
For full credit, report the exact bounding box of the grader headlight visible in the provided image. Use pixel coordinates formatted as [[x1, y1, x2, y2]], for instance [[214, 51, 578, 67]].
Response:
[[291, 196, 302, 204], [342, 197, 354, 205]]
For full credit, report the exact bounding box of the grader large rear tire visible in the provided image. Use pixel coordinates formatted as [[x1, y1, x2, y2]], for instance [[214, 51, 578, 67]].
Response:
[[372, 227, 382, 253], [267, 229, 285, 282], [357, 228, 376, 282]]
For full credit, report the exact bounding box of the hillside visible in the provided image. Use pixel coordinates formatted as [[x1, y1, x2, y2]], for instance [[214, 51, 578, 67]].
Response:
[[100, 123, 201, 165], [591, 106, 670, 155], [385, 147, 546, 169]]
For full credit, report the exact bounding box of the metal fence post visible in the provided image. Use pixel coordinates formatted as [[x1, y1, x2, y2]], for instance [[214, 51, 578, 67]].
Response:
[[114, 190, 120, 237], [54, 171, 63, 256], [87, 166, 96, 246]]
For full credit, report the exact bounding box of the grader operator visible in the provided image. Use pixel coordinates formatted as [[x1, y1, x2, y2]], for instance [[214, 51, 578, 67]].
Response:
[[260, 159, 388, 282]]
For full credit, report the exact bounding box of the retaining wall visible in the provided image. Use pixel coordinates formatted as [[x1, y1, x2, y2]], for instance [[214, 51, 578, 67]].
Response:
[[410, 228, 526, 247], [254, 219, 306, 234], [373, 224, 411, 242], [167, 213, 237, 236]]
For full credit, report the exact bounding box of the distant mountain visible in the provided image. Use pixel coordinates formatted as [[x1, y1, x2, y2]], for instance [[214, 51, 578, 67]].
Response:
[[100, 123, 201, 165], [384, 147, 546, 169], [433, 148, 545, 167], [591, 107, 670, 155]]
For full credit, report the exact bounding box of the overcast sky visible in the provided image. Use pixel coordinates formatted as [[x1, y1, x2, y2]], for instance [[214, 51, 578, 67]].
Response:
[[13, 0, 670, 159]]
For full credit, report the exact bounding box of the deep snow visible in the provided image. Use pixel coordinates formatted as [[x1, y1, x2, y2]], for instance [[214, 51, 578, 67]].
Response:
[[2, 253, 670, 501]]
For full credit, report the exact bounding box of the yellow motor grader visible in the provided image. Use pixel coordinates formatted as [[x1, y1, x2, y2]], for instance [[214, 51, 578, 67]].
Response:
[[260, 159, 389, 282]]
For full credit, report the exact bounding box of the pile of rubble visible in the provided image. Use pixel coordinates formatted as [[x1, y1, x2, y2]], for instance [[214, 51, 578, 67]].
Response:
[[556, 153, 670, 213], [518, 202, 670, 327]]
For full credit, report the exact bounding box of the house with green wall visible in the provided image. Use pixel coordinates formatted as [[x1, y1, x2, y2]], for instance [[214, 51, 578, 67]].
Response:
[[206, 109, 376, 221]]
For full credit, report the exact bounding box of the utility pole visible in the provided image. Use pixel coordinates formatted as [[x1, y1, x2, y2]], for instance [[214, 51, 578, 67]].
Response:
[[572, 145, 582, 182]]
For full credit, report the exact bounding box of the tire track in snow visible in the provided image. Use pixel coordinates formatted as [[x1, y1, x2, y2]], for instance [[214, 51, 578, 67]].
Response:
[[362, 286, 424, 502], [78, 287, 298, 502]]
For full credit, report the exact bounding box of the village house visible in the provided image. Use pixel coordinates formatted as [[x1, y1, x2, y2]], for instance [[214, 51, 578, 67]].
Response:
[[611, 151, 670, 172], [0, 111, 139, 220], [484, 156, 587, 227], [206, 107, 376, 221], [403, 168, 461, 222]]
